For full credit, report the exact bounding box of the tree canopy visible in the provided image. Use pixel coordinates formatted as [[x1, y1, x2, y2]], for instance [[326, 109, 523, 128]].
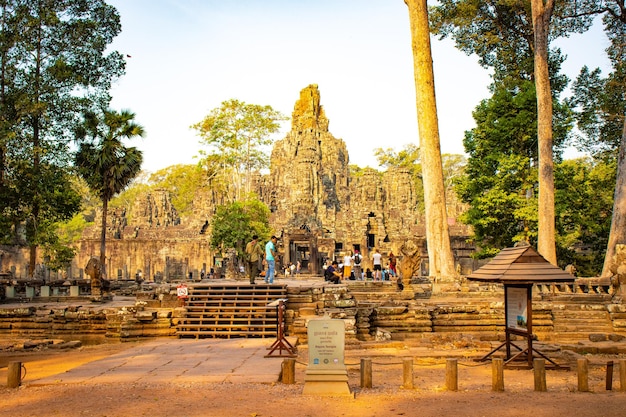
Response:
[[0, 0, 125, 275], [209, 199, 272, 259], [191, 99, 287, 202]]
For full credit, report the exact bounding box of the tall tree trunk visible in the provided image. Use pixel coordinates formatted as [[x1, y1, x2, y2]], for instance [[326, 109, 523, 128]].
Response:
[[29, 119, 40, 278], [602, 116, 626, 276], [404, 0, 456, 281], [531, 0, 557, 265], [100, 198, 108, 278]]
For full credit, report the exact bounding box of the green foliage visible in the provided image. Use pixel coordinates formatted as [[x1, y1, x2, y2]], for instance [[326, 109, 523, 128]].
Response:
[[109, 181, 151, 217], [42, 242, 76, 272], [191, 99, 287, 201], [148, 164, 206, 216], [209, 198, 271, 258], [55, 213, 92, 246], [0, 0, 124, 261], [374, 144, 425, 212], [458, 81, 572, 257], [429, 0, 593, 90], [75, 109, 145, 203], [555, 158, 615, 275], [568, 64, 625, 160], [74, 108, 144, 265], [458, 153, 537, 257]]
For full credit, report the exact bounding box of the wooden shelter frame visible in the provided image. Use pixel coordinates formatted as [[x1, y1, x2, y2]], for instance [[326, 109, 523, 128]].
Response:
[[479, 283, 560, 368], [467, 244, 574, 368]]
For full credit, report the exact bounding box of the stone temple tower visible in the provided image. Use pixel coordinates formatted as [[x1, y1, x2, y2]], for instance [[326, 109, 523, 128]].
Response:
[[269, 85, 351, 231], [267, 84, 351, 273]]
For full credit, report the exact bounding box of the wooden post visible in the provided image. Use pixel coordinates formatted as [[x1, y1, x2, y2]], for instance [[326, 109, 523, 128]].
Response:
[[402, 358, 414, 389], [7, 361, 22, 388], [446, 358, 458, 391], [360, 358, 372, 388], [620, 359, 626, 392], [281, 358, 295, 384], [533, 359, 547, 392], [606, 361, 614, 391], [492, 358, 504, 392], [577, 358, 589, 392]]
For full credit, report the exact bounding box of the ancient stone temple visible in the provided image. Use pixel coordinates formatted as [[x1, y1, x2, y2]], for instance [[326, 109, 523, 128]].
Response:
[[0, 84, 473, 281], [258, 84, 426, 275]]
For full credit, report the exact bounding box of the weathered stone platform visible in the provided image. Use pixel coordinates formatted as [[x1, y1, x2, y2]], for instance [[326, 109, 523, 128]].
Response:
[[1, 277, 625, 354]]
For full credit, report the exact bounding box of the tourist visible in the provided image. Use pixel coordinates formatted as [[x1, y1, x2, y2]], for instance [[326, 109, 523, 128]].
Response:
[[245, 235, 264, 285], [372, 248, 383, 280], [352, 250, 363, 280], [389, 251, 397, 277], [265, 236, 278, 284], [365, 268, 373, 280], [343, 250, 353, 280], [324, 260, 341, 284]]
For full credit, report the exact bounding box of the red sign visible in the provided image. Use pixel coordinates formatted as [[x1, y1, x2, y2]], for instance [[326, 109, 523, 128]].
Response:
[[177, 284, 188, 299]]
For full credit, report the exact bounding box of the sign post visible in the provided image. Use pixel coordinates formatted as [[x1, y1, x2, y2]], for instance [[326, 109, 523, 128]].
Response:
[[177, 284, 188, 307], [479, 284, 562, 368], [302, 318, 351, 396]]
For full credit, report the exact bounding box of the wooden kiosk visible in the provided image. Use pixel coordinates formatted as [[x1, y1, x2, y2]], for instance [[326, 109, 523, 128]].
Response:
[[467, 243, 574, 368]]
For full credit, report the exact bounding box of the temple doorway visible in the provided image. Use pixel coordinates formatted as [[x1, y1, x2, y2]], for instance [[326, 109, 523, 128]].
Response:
[[284, 231, 320, 275]]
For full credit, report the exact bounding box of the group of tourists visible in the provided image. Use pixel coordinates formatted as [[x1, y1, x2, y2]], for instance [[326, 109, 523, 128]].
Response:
[[244, 235, 278, 285], [324, 248, 397, 283], [244, 235, 400, 286]]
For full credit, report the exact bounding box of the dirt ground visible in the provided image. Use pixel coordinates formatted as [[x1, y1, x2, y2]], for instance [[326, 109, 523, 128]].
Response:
[[1, 341, 626, 417]]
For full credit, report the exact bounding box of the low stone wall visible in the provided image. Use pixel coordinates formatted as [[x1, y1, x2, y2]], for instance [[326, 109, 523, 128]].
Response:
[[0, 281, 624, 345]]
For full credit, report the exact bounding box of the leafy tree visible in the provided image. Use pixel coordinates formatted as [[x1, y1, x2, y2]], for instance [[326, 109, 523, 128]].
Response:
[[191, 99, 287, 201], [74, 109, 144, 276], [404, 0, 456, 279], [375, 143, 424, 212], [568, 5, 625, 275], [0, 0, 125, 276], [457, 80, 572, 256], [555, 158, 615, 276], [374, 144, 466, 216], [209, 199, 271, 258], [145, 164, 206, 217], [429, 0, 600, 264]]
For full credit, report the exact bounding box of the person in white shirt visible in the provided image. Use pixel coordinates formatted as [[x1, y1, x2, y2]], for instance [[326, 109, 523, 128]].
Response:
[[371, 248, 383, 280], [343, 251, 353, 280]]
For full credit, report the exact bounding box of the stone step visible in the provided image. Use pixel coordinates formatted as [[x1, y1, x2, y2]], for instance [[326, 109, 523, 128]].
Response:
[[178, 284, 287, 339]]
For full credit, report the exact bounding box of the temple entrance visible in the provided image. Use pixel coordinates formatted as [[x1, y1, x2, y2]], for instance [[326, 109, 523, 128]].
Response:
[[290, 241, 312, 272], [284, 231, 321, 275]]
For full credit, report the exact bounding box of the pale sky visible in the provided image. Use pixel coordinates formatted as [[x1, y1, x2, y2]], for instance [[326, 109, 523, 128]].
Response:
[[106, 0, 611, 173]]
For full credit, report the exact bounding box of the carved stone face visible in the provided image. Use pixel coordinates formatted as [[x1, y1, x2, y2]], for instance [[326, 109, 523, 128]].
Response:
[[400, 239, 419, 257]]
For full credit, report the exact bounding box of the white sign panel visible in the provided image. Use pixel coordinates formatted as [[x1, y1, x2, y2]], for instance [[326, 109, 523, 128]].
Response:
[[307, 319, 345, 370], [506, 287, 528, 331]]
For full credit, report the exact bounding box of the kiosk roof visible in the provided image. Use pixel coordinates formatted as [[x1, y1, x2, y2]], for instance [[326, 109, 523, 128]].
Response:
[[466, 245, 574, 284]]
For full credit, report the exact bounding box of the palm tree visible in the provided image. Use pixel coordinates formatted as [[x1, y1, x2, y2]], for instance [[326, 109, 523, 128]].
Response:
[[74, 109, 145, 277]]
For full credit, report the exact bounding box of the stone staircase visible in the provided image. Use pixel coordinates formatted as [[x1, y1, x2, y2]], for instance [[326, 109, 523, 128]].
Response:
[[550, 302, 615, 342], [177, 283, 287, 339]]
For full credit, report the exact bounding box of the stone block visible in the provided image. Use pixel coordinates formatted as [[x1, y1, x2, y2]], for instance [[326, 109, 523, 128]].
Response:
[[588, 333, 608, 342], [69, 285, 79, 297], [5, 286, 15, 298], [24, 286, 35, 298], [136, 311, 156, 321]]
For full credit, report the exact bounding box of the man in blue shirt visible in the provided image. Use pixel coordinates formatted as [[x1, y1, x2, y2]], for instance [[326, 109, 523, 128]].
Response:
[[265, 236, 278, 284]]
